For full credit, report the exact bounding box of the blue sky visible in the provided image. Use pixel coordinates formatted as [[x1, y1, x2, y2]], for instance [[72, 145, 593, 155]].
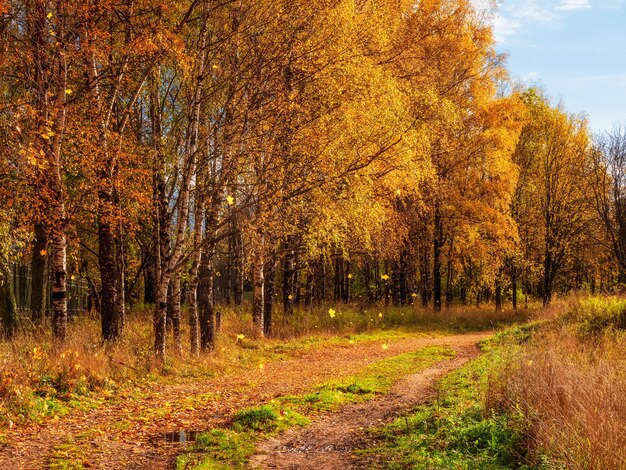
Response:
[[485, 0, 626, 132]]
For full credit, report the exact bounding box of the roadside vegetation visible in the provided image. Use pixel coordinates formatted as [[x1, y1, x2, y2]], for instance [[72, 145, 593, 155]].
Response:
[[363, 297, 626, 470]]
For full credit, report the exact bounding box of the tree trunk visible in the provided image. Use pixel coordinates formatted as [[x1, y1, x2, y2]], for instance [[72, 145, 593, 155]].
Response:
[[317, 255, 326, 305], [511, 265, 518, 310], [188, 269, 200, 356], [343, 260, 350, 303], [99, 202, 119, 342], [252, 257, 265, 338], [420, 246, 431, 307], [154, 273, 169, 359], [187, 235, 202, 356], [282, 241, 295, 315], [445, 240, 454, 307], [30, 224, 48, 325], [115, 227, 125, 335], [543, 251, 553, 306], [0, 266, 17, 339], [169, 275, 182, 355], [433, 205, 443, 312], [144, 250, 157, 304], [198, 247, 215, 351], [232, 229, 244, 306], [495, 276, 503, 312], [263, 258, 276, 337]]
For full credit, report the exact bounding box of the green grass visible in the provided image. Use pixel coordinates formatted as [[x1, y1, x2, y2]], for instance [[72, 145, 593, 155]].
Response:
[[358, 327, 539, 469], [176, 345, 456, 469], [561, 296, 626, 338]]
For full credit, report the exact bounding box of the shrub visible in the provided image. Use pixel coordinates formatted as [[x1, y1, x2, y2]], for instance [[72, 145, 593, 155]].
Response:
[[562, 297, 626, 337]]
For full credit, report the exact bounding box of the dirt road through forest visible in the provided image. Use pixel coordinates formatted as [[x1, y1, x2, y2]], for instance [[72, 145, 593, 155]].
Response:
[[249, 342, 481, 469], [0, 331, 490, 469]]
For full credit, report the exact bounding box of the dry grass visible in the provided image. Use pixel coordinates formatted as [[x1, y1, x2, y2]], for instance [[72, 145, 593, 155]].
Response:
[[488, 298, 626, 469]]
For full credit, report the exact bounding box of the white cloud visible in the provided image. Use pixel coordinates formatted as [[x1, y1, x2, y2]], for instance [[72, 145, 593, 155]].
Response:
[[556, 0, 591, 11], [492, 0, 594, 44], [493, 15, 521, 43], [523, 71, 542, 82]]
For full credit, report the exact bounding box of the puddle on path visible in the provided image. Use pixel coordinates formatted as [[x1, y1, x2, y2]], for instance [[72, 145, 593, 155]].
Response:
[[163, 430, 201, 443]]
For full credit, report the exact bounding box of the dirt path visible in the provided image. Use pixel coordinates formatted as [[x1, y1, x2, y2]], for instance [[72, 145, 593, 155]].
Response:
[[0, 331, 490, 469], [249, 343, 481, 470]]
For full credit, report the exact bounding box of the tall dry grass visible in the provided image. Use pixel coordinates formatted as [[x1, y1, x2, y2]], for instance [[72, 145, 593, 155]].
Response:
[[488, 298, 626, 469]]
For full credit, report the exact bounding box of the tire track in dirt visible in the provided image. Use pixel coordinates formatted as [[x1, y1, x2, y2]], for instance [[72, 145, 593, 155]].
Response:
[[249, 342, 482, 469], [0, 331, 490, 469]]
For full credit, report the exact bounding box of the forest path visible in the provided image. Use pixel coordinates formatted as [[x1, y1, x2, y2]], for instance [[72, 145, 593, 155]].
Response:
[[0, 331, 491, 469], [248, 341, 481, 469]]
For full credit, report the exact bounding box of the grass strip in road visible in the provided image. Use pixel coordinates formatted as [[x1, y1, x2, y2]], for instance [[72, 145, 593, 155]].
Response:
[[175, 345, 456, 469]]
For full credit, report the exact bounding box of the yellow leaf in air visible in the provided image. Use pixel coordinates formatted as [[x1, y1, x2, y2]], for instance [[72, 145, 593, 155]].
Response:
[[381, 274, 389, 281], [40, 249, 47, 256], [259, 363, 265, 370], [288, 294, 293, 300], [378, 312, 383, 318], [65, 89, 73, 95], [47, 12, 53, 19], [382, 344, 389, 350], [348, 340, 355, 345], [226, 195, 234, 205], [347, 274, 353, 279], [328, 308, 336, 318], [236, 333, 245, 340]]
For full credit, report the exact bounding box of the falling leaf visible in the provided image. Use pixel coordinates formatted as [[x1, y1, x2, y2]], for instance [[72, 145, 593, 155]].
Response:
[[226, 195, 234, 205], [378, 312, 383, 318], [236, 333, 245, 341], [46, 12, 53, 19], [381, 274, 389, 281], [40, 249, 47, 256], [328, 308, 336, 318], [65, 89, 73, 95], [382, 343, 389, 350], [259, 363, 265, 370], [347, 274, 353, 279], [288, 294, 293, 300]]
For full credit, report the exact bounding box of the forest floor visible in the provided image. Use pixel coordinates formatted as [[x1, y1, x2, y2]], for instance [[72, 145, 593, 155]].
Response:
[[0, 330, 491, 469]]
